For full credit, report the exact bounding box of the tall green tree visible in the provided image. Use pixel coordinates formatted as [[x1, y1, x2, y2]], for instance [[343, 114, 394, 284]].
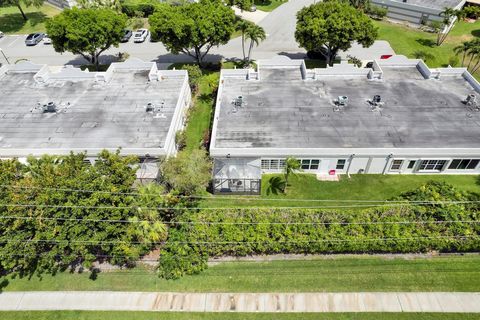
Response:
[[434, 7, 460, 46], [236, 20, 266, 64], [245, 23, 266, 63], [236, 20, 252, 62], [149, 0, 236, 66], [0, 151, 170, 277], [0, 0, 43, 21], [295, 1, 377, 65], [454, 41, 473, 67], [227, 0, 253, 12], [160, 149, 212, 196], [46, 8, 126, 70]]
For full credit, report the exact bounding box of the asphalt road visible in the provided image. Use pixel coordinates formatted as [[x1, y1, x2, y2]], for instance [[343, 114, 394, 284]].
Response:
[[0, 0, 393, 66]]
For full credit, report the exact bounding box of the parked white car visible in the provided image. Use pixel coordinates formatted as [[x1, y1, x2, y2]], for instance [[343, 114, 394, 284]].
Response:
[[0, 31, 4, 39], [133, 29, 149, 43], [43, 34, 52, 45]]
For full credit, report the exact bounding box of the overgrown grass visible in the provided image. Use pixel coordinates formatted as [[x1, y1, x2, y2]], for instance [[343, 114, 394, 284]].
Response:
[[375, 20, 480, 70], [1, 312, 479, 320], [169, 61, 249, 151], [201, 173, 480, 207], [1, 255, 479, 292], [169, 63, 219, 151], [254, 0, 287, 12], [0, 4, 61, 34]]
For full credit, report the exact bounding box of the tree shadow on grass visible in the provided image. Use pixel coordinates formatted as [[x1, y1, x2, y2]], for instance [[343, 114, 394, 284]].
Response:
[[0, 12, 47, 33], [416, 38, 437, 48], [198, 93, 212, 103], [471, 29, 480, 37]]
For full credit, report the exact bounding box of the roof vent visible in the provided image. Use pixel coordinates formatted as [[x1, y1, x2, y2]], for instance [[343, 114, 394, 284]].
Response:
[[231, 96, 246, 113], [146, 102, 155, 113], [368, 95, 384, 111], [334, 96, 348, 106], [463, 94, 479, 111], [43, 102, 57, 113]]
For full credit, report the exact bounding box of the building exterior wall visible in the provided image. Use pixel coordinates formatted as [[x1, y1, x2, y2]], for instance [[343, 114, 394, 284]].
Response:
[[371, 0, 466, 25], [164, 73, 192, 157], [254, 155, 480, 175]]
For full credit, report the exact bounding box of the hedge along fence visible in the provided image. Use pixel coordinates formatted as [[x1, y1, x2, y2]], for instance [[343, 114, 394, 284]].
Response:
[[158, 204, 480, 279]]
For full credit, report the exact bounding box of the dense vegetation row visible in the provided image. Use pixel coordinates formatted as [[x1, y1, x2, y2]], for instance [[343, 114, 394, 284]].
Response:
[[1, 153, 479, 280], [159, 182, 480, 279]]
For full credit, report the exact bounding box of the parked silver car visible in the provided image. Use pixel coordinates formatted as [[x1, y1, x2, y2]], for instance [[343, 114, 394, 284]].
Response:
[[0, 31, 4, 39], [25, 33, 45, 46]]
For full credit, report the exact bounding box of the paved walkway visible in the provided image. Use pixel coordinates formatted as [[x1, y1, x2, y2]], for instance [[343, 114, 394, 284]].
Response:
[[1, 292, 479, 312]]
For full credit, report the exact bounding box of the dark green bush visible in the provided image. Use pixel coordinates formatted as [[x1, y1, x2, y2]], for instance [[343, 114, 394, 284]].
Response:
[[122, 3, 156, 18]]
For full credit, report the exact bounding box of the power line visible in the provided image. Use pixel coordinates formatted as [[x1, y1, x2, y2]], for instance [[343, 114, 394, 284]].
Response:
[[0, 201, 476, 211], [0, 215, 478, 226], [1, 184, 478, 204], [0, 235, 475, 246]]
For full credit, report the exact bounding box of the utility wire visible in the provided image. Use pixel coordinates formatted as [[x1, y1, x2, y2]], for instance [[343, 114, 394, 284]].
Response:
[[0, 201, 475, 211], [0, 215, 478, 226], [0, 235, 475, 246], [1, 184, 479, 204]]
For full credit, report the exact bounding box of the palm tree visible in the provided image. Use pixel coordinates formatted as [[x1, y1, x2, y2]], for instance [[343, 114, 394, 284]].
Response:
[[466, 40, 480, 70], [283, 157, 301, 186], [436, 7, 458, 45], [245, 23, 266, 63], [454, 41, 473, 67], [468, 43, 480, 73], [236, 20, 253, 63]]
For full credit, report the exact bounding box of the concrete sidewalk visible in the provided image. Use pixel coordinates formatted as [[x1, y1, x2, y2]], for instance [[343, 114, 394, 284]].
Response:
[[0, 292, 479, 313]]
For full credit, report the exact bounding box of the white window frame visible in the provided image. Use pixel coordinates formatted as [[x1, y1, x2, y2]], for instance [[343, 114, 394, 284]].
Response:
[[300, 159, 320, 171], [261, 158, 286, 171], [336, 159, 346, 170], [389, 159, 404, 171], [417, 159, 448, 172]]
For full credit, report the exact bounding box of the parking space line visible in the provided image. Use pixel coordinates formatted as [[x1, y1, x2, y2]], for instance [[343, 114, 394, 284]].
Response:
[[7, 36, 21, 47]]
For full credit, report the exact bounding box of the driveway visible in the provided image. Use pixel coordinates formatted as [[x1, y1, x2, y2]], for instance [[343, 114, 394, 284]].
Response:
[[0, 0, 394, 66]]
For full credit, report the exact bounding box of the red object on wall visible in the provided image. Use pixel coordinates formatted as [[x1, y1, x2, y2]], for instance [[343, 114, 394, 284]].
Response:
[[329, 169, 336, 175], [380, 55, 393, 59]]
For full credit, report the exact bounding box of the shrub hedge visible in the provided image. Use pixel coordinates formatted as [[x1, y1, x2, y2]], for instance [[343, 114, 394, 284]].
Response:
[[158, 198, 480, 279]]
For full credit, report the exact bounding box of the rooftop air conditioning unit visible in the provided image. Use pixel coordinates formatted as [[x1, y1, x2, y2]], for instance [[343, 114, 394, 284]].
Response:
[[43, 101, 57, 113], [335, 96, 348, 106], [146, 102, 155, 113], [465, 94, 477, 106]]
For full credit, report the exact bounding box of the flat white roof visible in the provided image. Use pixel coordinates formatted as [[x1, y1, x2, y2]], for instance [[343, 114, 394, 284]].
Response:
[[0, 59, 188, 158]]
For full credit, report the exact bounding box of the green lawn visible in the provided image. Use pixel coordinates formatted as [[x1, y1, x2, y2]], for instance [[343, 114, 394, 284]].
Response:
[[2, 255, 479, 292], [254, 0, 287, 12], [375, 20, 480, 70], [201, 173, 480, 207], [0, 4, 61, 34], [1, 312, 479, 320]]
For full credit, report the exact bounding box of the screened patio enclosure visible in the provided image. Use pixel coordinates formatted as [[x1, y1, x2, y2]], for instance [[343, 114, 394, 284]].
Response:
[[213, 158, 262, 194]]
